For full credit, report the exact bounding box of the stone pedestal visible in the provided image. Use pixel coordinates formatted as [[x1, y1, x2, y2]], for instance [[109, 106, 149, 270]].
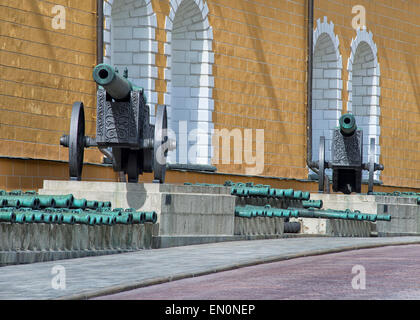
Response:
[[310, 193, 378, 214], [310, 193, 420, 236], [234, 217, 284, 236], [39, 180, 236, 247], [292, 217, 371, 237]]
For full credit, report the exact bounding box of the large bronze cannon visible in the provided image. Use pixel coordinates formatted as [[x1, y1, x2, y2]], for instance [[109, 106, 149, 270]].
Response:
[[316, 113, 384, 194], [60, 63, 175, 183]]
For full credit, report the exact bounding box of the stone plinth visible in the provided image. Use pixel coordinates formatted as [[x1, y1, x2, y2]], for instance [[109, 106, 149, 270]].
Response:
[[39, 180, 236, 244]]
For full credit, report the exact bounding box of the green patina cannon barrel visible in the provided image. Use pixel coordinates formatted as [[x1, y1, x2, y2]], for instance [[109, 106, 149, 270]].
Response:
[[376, 214, 392, 221], [297, 208, 390, 222], [188, 181, 312, 201], [30, 211, 45, 223], [51, 194, 74, 208], [38, 196, 56, 208], [235, 205, 391, 223], [6, 199, 21, 208], [247, 185, 270, 197], [71, 198, 87, 209], [131, 211, 145, 224], [93, 63, 143, 101], [71, 212, 97, 225], [86, 201, 98, 209], [41, 212, 54, 223], [90, 209, 133, 224], [0, 211, 16, 223], [302, 200, 323, 209], [143, 211, 157, 223], [60, 213, 76, 224], [236, 210, 253, 218], [0, 200, 158, 225], [339, 113, 357, 136], [97, 201, 112, 209], [15, 212, 27, 223], [115, 214, 132, 224], [235, 206, 299, 219], [0, 196, 39, 209]]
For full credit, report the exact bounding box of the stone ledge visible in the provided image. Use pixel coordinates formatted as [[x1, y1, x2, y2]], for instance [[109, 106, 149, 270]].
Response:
[[39, 180, 236, 238], [152, 234, 313, 249], [0, 222, 157, 252], [0, 249, 141, 266]]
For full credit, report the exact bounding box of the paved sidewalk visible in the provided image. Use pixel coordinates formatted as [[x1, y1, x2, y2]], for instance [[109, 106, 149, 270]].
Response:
[[1, 236, 420, 300]]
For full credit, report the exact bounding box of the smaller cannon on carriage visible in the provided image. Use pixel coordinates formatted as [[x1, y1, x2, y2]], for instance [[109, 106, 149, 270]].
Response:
[[316, 113, 384, 194]]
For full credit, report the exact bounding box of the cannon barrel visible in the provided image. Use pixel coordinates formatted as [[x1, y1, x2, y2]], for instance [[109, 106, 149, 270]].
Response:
[[97, 201, 112, 208], [0, 196, 40, 209], [93, 63, 141, 101], [284, 221, 301, 233], [302, 200, 323, 209], [186, 182, 311, 200], [71, 198, 87, 209], [86, 200, 98, 209], [235, 205, 391, 222], [0, 211, 16, 223], [144, 211, 157, 223], [339, 113, 357, 136]]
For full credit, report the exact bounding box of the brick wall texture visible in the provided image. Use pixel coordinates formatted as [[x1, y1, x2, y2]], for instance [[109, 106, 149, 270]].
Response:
[[0, 0, 419, 190]]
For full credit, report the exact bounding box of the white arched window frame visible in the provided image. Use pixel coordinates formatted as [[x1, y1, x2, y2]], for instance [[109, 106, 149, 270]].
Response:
[[164, 0, 214, 165], [103, 0, 158, 123], [312, 17, 343, 174], [347, 27, 381, 180]]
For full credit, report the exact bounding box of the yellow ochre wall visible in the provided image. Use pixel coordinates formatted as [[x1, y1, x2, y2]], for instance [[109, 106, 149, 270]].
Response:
[[314, 0, 420, 188], [0, 0, 419, 192]]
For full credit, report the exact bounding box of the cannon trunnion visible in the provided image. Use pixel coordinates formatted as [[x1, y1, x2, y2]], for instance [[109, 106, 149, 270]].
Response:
[[60, 64, 174, 183], [316, 113, 384, 194]]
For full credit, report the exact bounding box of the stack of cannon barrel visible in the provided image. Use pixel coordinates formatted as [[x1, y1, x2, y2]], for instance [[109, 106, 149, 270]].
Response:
[[185, 181, 391, 234], [185, 181, 325, 234], [373, 191, 420, 205], [234, 205, 391, 222], [185, 181, 315, 202], [0, 190, 157, 225], [188, 181, 312, 201]]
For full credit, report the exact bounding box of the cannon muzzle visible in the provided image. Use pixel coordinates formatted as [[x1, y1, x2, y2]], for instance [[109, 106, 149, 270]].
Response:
[[339, 113, 357, 136], [93, 63, 140, 101]]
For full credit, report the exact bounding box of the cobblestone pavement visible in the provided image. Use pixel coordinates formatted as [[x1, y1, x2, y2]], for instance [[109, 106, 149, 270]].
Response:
[[1, 237, 420, 300], [96, 244, 420, 300]]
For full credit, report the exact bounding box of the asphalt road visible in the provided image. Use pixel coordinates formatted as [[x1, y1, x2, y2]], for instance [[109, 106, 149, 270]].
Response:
[[95, 244, 420, 300]]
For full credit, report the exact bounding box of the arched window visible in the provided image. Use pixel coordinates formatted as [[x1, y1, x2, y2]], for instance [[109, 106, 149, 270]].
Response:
[[312, 17, 342, 173], [103, 0, 158, 122], [164, 0, 214, 165], [347, 27, 381, 179]]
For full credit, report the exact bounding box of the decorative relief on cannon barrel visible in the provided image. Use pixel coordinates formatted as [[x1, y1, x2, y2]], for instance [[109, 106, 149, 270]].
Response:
[[130, 90, 143, 141], [104, 103, 130, 142], [332, 130, 362, 167], [96, 89, 106, 141], [130, 92, 138, 140], [96, 92, 146, 147]]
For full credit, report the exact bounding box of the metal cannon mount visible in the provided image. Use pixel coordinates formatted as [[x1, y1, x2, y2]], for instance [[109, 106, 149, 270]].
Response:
[[316, 113, 384, 194], [60, 63, 175, 183]]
